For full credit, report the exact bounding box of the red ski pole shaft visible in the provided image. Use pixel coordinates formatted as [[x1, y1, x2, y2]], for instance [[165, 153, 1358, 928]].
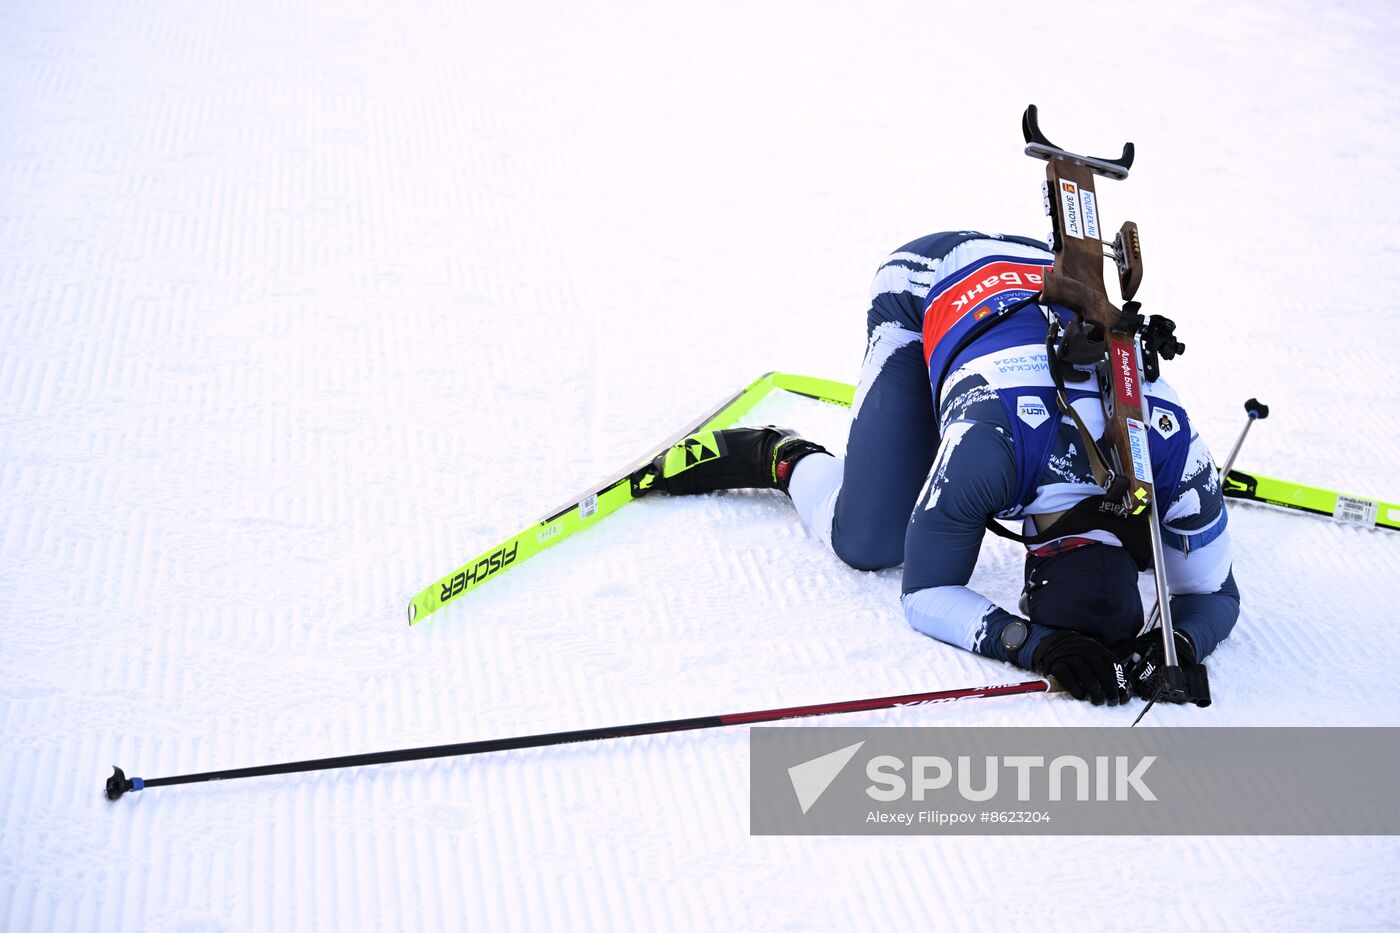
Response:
[[105, 679, 1052, 800]]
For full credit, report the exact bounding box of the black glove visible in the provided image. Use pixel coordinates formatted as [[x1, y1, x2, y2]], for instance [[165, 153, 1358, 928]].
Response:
[[1120, 629, 1197, 701], [1032, 630, 1130, 706]]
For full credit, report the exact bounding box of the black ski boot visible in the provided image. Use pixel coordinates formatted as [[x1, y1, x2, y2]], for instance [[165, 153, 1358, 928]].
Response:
[[638, 426, 827, 496]]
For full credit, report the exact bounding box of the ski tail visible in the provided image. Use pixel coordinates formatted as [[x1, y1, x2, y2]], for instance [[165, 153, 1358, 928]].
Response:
[[1223, 469, 1399, 531], [770, 372, 855, 407], [407, 372, 781, 625]]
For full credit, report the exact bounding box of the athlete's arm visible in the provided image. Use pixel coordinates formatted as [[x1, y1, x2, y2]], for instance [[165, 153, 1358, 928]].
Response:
[[898, 419, 1054, 667]]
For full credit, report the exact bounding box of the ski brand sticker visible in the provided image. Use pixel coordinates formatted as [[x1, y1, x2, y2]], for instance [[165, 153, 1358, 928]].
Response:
[[1126, 418, 1153, 484], [1333, 494, 1378, 528], [579, 494, 599, 520], [1059, 180, 1084, 239], [1110, 342, 1139, 406], [1017, 396, 1050, 429], [1151, 406, 1180, 438], [439, 541, 520, 602], [1080, 188, 1100, 240]]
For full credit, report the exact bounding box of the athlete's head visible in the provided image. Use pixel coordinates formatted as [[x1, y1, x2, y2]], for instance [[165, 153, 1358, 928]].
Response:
[[1021, 543, 1143, 645]]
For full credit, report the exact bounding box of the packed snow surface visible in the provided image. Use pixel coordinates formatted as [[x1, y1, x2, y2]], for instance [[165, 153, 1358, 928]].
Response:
[[3, 0, 1400, 929]]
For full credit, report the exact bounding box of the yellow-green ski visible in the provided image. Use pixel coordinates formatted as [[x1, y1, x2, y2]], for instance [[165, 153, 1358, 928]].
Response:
[[408, 372, 1394, 625], [407, 372, 855, 624]]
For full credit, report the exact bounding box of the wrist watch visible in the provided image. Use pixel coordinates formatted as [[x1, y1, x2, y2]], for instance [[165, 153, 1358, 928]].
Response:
[[1000, 619, 1029, 654]]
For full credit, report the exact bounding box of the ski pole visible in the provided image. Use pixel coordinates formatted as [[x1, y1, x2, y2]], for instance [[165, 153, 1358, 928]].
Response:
[[105, 679, 1053, 801], [1145, 397, 1268, 631], [1221, 398, 1269, 478]]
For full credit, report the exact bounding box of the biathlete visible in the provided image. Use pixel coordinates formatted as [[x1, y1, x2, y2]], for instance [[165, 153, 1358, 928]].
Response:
[[647, 231, 1239, 706]]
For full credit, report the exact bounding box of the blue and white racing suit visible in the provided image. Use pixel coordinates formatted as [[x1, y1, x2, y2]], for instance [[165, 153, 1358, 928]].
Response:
[[788, 232, 1239, 664]]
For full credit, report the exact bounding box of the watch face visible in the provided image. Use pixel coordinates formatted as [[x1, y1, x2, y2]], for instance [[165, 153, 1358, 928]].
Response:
[[1001, 620, 1028, 651]]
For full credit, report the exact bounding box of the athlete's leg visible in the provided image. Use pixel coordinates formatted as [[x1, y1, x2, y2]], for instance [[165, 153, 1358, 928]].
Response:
[[766, 234, 982, 570], [789, 309, 938, 571]]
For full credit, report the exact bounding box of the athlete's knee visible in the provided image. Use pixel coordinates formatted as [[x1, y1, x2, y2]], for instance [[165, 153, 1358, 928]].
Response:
[[831, 525, 903, 572]]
